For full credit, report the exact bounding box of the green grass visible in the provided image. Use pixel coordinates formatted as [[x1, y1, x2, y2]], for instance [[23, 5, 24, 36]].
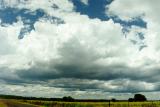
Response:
[[21, 100, 160, 107]]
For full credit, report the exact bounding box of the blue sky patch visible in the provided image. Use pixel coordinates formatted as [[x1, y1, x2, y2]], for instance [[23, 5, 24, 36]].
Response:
[[0, 7, 64, 39], [72, 0, 146, 26], [71, 0, 147, 31], [72, 0, 112, 21], [110, 16, 147, 28], [111, 16, 147, 39]]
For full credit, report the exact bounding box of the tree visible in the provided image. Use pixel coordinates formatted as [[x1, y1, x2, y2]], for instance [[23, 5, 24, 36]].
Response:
[[111, 98, 116, 102], [62, 96, 74, 102], [134, 94, 147, 101]]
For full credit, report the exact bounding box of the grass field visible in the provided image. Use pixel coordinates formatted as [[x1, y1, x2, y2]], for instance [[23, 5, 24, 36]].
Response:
[[0, 101, 7, 107], [1, 99, 160, 107], [0, 99, 38, 107], [21, 100, 160, 107]]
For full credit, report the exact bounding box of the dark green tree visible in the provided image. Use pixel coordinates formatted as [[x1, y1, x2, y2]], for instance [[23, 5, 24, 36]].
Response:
[[134, 94, 147, 101], [111, 98, 116, 102], [62, 96, 74, 102]]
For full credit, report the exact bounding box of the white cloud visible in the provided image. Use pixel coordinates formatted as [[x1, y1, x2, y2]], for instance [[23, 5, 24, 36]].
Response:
[[107, 0, 160, 22], [80, 0, 89, 5], [0, 10, 134, 70], [1, 0, 74, 14], [107, 0, 160, 67], [1, 0, 160, 99]]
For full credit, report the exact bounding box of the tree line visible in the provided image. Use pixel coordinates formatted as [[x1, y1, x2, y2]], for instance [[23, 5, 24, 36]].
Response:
[[0, 94, 147, 102]]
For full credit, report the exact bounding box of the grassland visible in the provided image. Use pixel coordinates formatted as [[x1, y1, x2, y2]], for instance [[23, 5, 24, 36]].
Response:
[[1, 99, 160, 107], [0, 101, 7, 107], [21, 100, 160, 107], [0, 99, 38, 107]]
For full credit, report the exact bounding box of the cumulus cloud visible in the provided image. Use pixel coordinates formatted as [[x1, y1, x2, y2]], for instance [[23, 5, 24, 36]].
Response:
[[107, 0, 160, 66], [0, 0, 160, 99], [107, 0, 160, 21]]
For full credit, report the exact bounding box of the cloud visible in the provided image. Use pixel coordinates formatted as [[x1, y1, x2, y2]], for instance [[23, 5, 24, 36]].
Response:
[[107, 0, 160, 21], [0, 0, 160, 99], [107, 0, 160, 65], [0, 0, 74, 12], [80, 0, 89, 5]]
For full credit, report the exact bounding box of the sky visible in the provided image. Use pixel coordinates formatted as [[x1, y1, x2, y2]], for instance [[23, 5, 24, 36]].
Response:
[[0, 0, 160, 100]]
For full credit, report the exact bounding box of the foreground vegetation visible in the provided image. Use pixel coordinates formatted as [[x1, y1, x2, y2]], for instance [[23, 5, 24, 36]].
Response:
[[0, 101, 7, 107], [21, 100, 160, 107], [1, 99, 160, 107], [0, 94, 160, 107]]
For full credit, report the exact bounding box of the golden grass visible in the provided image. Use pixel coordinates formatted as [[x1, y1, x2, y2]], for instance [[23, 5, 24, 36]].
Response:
[[0, 101, 7, 107], [21, 100, 160, 107]]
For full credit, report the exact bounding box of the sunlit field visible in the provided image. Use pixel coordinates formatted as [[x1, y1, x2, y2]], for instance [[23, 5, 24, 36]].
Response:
[[0, 101, 7, 107], [1, 99, 160, 107], [21, 100, 160, 107]]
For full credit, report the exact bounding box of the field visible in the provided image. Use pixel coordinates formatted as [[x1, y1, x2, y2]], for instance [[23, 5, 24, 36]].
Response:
[[0, 99, 38, 107], [0, 101, 7, 107], [19, 100, 160, 107], [1, 99, 160, 107]]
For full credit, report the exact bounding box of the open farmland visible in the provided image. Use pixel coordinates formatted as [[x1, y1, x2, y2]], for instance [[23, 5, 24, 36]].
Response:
[[21, 100, 160, 107], [0, 99, 38, 107], [0, 101, 7, 107], [1, 99, 160, 107]]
